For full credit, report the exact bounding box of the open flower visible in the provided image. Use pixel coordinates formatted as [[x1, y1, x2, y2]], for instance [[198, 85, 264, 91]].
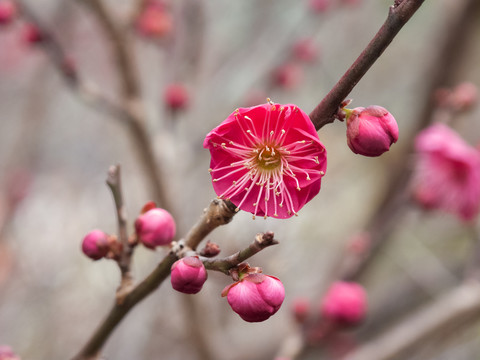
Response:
[[411, 123, 480, 222], [204, 101, 327, 219]]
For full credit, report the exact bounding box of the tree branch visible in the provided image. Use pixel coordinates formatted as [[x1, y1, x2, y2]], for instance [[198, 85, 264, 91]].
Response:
[[202, 232, 279, 275], [309, 0, 425, 130]]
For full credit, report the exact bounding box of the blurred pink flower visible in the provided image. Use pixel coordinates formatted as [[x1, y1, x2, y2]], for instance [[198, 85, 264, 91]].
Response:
[[0, 346, 20, 360], [171, 256, 207, 294], [411, 123, 480, 222], [321, 281, 367, 326], [346, 105, 398, 157], [0, 1, 16, 25], [222, 273, 285, 322], [292, 38, 319, 63], [204, 102, 327, 219], [136, 3, 173, 38], [271, 63, 303, 90]]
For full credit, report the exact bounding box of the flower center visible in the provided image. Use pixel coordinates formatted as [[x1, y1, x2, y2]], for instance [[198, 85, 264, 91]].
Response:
[[255, 145, 282, 170]]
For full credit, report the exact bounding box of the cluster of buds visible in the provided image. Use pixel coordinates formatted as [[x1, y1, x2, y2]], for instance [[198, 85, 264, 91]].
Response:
[[0, 1, 44, 45], [339, 102, 399, 157], [81, 203, 176, 260]]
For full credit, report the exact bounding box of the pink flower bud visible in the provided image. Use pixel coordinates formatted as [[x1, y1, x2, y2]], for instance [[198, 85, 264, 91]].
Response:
[[136, 4, 173, 38], [164, 83, 189, 111], [81, 230, 109, 260], [135, 208, 176, 248], [346, 105, 399, 157], [0, 346, 20, 360], [22, 24, 44, 44], [308, 0, 330, 13], [171, 256, 207, 294], [272, 63, 303, 90], [321, 281, 367, 326], [292, 297, 310, 323], [292, 38, 319, 63], [450, 82, 478, 111], [0, 1, 16, 25], [222, 273, 285, 322]]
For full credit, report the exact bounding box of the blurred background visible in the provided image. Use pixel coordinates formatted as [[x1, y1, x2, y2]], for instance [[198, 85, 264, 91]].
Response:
[[0, 0, 479, 359]]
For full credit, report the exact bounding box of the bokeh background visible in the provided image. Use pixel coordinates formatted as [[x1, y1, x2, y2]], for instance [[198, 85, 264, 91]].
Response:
[[0, 0, 480, 359]]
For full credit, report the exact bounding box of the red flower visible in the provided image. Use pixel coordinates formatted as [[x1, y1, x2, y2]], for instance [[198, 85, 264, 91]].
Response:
[[321, 281, 367, 326], [204, 102, 327, 219], [411, 123, 480, 222]]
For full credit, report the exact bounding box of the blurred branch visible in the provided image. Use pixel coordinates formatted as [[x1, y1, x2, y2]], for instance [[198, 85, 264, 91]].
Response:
[[344, 281, 480, 360], [202, 232, 279, 275], [72, 198, 237, 360], [309, 0, 425, 130], [78, 0, 174, 213]]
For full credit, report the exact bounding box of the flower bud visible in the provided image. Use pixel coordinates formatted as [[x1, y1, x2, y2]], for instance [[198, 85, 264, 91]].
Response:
[[164, 83, 189, 111], [272, 63, 303, 90], [0, 1, 16, 25], [136, 4, 173, 38], [321, 281, 367, 326], [346, 106, 398, 157], [81, 230, 109, 260], [0, 346, 20, 360], [171, 256, 207, 294], [292, 38, 319, 63], [135, 208, 176, 249], [291, 297, 310, 323], [222, 273, 285, 322], [308, 0, 330, 13], [22, 24, 44, 44]]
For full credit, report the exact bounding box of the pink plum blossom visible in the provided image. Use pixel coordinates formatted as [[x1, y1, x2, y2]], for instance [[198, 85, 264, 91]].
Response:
[[81, 230, 109, 260], [135, 208, 176, 248], [411, 123, 480, 222], [346, 105, 398, 157], [321, 281, 367, 326], [204, 102, 327, 219], [222, 273, 285, 322], [136, 2, 173, 38], [171, 256, 207, 294]]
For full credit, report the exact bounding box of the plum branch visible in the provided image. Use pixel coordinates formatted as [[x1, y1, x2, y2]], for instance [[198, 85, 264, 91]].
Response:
[[309, 0, 425, 130]]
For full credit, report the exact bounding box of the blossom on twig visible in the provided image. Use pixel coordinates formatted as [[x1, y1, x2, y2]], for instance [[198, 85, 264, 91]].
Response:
[[204, 101, 327, 219]]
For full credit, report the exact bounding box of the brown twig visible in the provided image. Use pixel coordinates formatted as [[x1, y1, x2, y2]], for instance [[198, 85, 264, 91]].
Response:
[[202, 232, 279, 275], [343, 281, 480, 360], [309, 0, 425, 130]]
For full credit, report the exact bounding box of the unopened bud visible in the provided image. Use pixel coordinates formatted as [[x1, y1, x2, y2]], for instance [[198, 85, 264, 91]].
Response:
[[222, 273, 285, 322], [164, 83, 189, 111], [292, 297, 310, 323], [171, 256, 207, 294], [199, 240, 220, 257], [22, 24, 44, 44], [81, 230, 109, 260], [346, 105, 398, 157], [135, 208, 176, 249]]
